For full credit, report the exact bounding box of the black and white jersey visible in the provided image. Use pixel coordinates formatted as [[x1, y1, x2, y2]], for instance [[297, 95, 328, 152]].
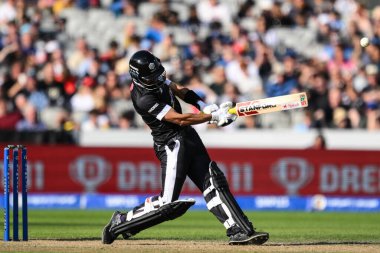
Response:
[[131, 81, 184, 145]]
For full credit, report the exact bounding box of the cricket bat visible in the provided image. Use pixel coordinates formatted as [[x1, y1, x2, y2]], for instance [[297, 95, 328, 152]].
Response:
[[228, 92, 308, 116]]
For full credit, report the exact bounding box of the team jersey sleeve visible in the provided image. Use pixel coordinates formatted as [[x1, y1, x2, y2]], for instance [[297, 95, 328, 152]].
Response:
[[138, 94, 171, 121]]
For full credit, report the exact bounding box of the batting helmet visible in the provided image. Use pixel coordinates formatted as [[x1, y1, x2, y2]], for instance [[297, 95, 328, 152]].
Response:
[[129, 50, 166, 90]]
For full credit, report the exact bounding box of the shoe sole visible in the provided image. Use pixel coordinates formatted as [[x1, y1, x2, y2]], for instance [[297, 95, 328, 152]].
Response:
[[101, 212, 118, 244], [229, 233, 269, 245]]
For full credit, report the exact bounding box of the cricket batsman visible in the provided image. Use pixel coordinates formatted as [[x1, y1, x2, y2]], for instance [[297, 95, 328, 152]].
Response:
[[101, 50, 269, 245]]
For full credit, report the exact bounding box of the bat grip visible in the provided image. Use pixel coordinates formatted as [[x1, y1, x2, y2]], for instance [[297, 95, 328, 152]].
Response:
[[228, 107, 237, 115]]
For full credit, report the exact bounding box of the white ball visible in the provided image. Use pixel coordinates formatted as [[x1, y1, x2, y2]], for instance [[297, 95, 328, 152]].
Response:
[[360, 37, 370, 48]]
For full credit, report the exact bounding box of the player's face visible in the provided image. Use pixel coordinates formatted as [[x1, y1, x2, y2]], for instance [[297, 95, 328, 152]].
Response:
[[140, 69, 166, 89]]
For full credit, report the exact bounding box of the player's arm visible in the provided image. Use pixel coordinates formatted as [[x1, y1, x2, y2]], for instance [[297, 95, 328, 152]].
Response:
[[164, 80, 236, 126], [141, 82, 235, 127], [167, 80, 186, 99], [167, 80, 207, 110], [163, 108, 212, 126], [163, 104, 236, 127], [139, 93, 215, 126]]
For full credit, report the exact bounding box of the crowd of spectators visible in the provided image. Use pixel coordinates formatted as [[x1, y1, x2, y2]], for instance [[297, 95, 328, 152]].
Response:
[[0, 0, 379, 140]]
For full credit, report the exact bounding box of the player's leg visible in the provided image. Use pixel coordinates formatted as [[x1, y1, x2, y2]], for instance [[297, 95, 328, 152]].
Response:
[[102, 196, 195, 244], [205, 161, 269, 245], [102, 137, 191, 244], [158, 138, 189, 203], [185, 128, 269, 245]]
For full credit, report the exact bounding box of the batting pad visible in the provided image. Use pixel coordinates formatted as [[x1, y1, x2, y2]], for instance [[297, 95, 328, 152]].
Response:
[[111, 199, 195, 237], [207, 161, 254, 235]]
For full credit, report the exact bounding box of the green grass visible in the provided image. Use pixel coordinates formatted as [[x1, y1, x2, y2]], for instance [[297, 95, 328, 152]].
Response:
[[2, 210, 380, 243]]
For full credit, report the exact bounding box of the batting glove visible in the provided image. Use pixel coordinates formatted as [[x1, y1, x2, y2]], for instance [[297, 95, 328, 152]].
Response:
[[196, 101, 219, 124], [211, 102, 237, 127]]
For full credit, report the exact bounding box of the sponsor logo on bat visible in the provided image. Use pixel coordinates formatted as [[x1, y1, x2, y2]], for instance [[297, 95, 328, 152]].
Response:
[[283, 102, 301, 109], [300, 93, 308, 106], [238, 103, 277, 114]]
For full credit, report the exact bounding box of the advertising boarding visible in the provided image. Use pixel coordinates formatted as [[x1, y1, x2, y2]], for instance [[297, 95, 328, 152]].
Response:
[[0, 146, 379, 211]]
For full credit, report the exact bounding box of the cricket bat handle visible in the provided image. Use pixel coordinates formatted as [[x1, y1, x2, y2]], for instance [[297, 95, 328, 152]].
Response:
[[228, 107, 237, 115]]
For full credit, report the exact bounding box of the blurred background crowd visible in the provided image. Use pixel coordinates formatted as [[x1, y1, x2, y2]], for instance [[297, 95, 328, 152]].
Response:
[[0, 0, 379, 143]]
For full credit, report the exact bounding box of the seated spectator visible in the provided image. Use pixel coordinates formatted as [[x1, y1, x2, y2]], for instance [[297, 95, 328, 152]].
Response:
[[197, 0, 232, 28], [24, 74, 49, 112], [176, 59, 197, 85], [118, 110, 137, 129], [0, 0, 17, 26], [308, 73, 333, 128], [269, 1, 294, 27], [39, 63, 67, 108], [101, 40, 121, 67], [333, 107, 352, 129], [225, 54, 262, 99], [218, 82, 247, 105], [265, 63, 297, 98], [159, 2, 180, 26], [110, 0, 137, 17], [185, 4, 201, 34], [327, 44, 356, 75], [123, 22, 138, 48], [152, 33, 178, 62], [209, 64, 227, 96], [70, 81, 95, 113], [144, 13, 166, 44], [361, 65, 380, 130], [16, 103, 46, 131], [67, 38, 89, 75], [237, 0, 255, 19], [81, 109, 110, 131], [77, 48, 99, 78]]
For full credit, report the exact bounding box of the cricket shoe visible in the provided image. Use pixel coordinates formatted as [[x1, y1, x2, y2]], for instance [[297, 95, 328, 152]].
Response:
[[228, 225, 269, 245], [102, 211, 125, 244]]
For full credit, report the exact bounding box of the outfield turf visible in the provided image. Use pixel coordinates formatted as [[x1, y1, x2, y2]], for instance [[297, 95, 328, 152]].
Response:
[[1, 210, 380, 253], [1, 210, 380, 243]]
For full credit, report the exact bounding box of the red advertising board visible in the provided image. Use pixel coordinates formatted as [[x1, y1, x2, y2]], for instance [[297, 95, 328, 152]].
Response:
[[1, 146, 379, 196]]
